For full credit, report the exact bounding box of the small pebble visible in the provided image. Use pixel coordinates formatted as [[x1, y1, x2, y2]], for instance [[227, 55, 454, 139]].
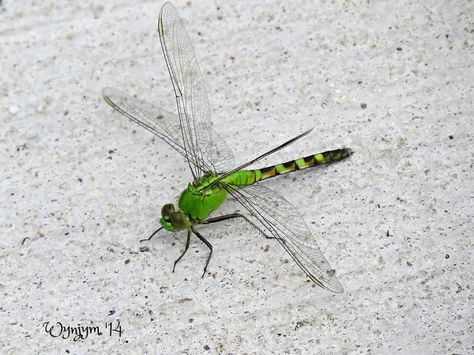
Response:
[[9, 105, 19, 114]]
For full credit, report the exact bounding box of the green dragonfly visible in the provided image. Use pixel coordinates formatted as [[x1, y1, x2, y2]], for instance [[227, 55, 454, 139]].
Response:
[[103, 2, 352, 293]]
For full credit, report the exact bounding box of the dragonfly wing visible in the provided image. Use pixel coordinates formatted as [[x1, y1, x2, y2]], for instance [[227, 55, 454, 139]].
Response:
[[103, 87, 188, 161], [103, 87, 232, 171], [224, 183, 344, 293], [159, 3, 234, 176]]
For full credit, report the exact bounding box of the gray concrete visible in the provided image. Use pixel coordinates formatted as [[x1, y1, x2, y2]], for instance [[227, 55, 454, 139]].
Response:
[[1, 0, 472, 353]]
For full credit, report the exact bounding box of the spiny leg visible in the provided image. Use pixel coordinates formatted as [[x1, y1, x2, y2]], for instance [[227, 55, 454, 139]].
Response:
[[191, 227, 213, 277], [140, 226, 164, 243], [201, 213, 274, 239], [173, 230, 191, 272], [201, 213, 245, 224]]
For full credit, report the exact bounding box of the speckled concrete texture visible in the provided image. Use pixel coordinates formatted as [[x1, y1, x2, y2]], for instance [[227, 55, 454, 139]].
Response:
[[1, 0, 472, 353]]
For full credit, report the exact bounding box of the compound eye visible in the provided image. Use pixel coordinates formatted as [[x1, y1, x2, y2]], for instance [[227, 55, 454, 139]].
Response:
[[170, 212, 186, 229], [171, 212, 183, 224], [161, 204, 175, 217]]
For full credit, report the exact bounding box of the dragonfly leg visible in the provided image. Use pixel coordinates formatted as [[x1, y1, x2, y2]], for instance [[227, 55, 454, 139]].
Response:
[[201, 213, 275, 239], [140, 226, 164, 243], [191, 227, 213, 277], [201, 213, 243, 224], [173, 230, 191, 272]]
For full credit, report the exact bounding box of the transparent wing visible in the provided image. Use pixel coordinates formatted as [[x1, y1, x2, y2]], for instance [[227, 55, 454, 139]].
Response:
[[224, 183, 344, 293], [103, 87, 185, 156], [103, 87, 234, 173], [159, 2, 234, 176]]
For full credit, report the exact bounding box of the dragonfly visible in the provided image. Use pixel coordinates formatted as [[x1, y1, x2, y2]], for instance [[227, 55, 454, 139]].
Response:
[[102, 2, 353, 293]]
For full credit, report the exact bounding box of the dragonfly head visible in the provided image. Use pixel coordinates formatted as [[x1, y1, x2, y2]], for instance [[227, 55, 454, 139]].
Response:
[[159, 203, 189, 232]]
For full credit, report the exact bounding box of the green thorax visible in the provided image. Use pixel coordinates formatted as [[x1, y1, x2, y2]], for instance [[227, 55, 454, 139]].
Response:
[[178, 172, 228, 222]]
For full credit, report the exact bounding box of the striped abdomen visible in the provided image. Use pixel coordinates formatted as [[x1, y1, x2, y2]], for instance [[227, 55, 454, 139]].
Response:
[[226, 148, 353, 187]]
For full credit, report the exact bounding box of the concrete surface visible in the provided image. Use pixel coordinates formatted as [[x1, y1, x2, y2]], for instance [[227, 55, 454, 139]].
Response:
[[1, 0, 472, 353]]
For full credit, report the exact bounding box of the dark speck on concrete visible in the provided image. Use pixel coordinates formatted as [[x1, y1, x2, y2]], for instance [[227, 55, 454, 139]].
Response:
[[397, 47, 402, 51], [204, 345, 211, 351], [361, 103, 367, 109], [295, 321, 304, 330], [449, 135, 454, 139]]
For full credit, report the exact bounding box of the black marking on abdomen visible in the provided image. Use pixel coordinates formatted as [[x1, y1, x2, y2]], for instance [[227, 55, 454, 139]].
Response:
[[253, 147, 353, 183], [260, 166, 275, 174]]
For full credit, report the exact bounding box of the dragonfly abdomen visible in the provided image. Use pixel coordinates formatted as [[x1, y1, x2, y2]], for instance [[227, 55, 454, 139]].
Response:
[[227, 148, 353, 187]]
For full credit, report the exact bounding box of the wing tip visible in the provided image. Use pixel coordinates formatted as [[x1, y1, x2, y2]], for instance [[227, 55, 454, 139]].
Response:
[[101, 87, 119, 107], [328, 283, 345, 294], [101, 86, 113, 98], [309, 273, 344, 293]]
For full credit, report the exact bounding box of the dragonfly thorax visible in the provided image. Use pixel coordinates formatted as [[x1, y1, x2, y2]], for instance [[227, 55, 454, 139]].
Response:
[[178, 180, 228, 222], [159, 203, 190, 232], [191, 172, 219, 189]]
